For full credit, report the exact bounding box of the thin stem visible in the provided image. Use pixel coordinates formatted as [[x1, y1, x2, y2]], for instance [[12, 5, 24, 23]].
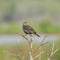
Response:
[[48, 42, 58, 60], [29, 36, 33, 60], [40, 34, 47, 46]]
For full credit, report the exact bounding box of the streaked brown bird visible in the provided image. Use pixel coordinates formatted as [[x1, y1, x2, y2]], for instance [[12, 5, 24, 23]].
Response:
[[22, 22, 40, 37]]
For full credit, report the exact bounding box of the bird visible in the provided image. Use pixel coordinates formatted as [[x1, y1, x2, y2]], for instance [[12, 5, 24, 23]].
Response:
[[22, 22, 40, 37]]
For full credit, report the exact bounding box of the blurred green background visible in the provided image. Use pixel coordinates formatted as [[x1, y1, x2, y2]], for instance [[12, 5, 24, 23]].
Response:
[[0, 0, 60, 34]]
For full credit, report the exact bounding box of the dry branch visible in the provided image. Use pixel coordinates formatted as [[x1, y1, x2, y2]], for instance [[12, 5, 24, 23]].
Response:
[[48, 41, 59, 60], [14, 33, 58, 60], [40, 34, 48, 46]]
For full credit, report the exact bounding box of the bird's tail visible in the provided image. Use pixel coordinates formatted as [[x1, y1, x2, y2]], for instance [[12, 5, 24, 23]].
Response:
[[35, 33, 40, 37]]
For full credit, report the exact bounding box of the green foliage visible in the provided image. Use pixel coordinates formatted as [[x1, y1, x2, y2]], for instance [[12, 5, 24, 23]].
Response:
[[39, 20, 52, 33], [0, 20, 60, 34], [39, 20, 60, 34]]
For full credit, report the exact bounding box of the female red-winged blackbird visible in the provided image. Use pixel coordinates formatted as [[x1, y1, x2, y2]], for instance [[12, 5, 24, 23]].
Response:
[[22, 22, 40, 37]]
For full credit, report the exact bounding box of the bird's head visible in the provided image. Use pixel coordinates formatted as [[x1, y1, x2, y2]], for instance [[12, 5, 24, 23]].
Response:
[[23, 21, 28, 26]]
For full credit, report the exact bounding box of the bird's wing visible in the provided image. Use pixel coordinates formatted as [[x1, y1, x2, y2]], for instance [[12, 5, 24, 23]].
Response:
[[26, 25, 36, 33]]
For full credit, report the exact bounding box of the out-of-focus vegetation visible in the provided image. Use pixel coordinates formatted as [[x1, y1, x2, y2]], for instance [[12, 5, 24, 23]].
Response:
[[39, 20, 60, 34], [0, 40, 60, 60], [0, 0, 60, 34], [0, 20, 60, 34]]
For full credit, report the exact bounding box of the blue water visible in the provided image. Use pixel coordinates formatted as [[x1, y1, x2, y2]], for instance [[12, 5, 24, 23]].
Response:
[[0, 35, 58, 45]]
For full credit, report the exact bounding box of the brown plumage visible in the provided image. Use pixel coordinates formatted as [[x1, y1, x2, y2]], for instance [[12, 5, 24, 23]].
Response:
[[22, 22, 40, 37]]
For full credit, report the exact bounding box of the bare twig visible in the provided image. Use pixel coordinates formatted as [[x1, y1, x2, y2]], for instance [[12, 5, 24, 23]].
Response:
[[33, 34, 47, 60], [15, 33, 33, 60], [15, 33, 58, 60], [38, 34, 47, 60], [29, 36, 33, 60], [29, 52, 33, 60], [34, 50, 44, 59], [20, 33, 33, 60], [40, 34, 48, 46], [48, 41, 59, 60], [15, 33, 31, 45]]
